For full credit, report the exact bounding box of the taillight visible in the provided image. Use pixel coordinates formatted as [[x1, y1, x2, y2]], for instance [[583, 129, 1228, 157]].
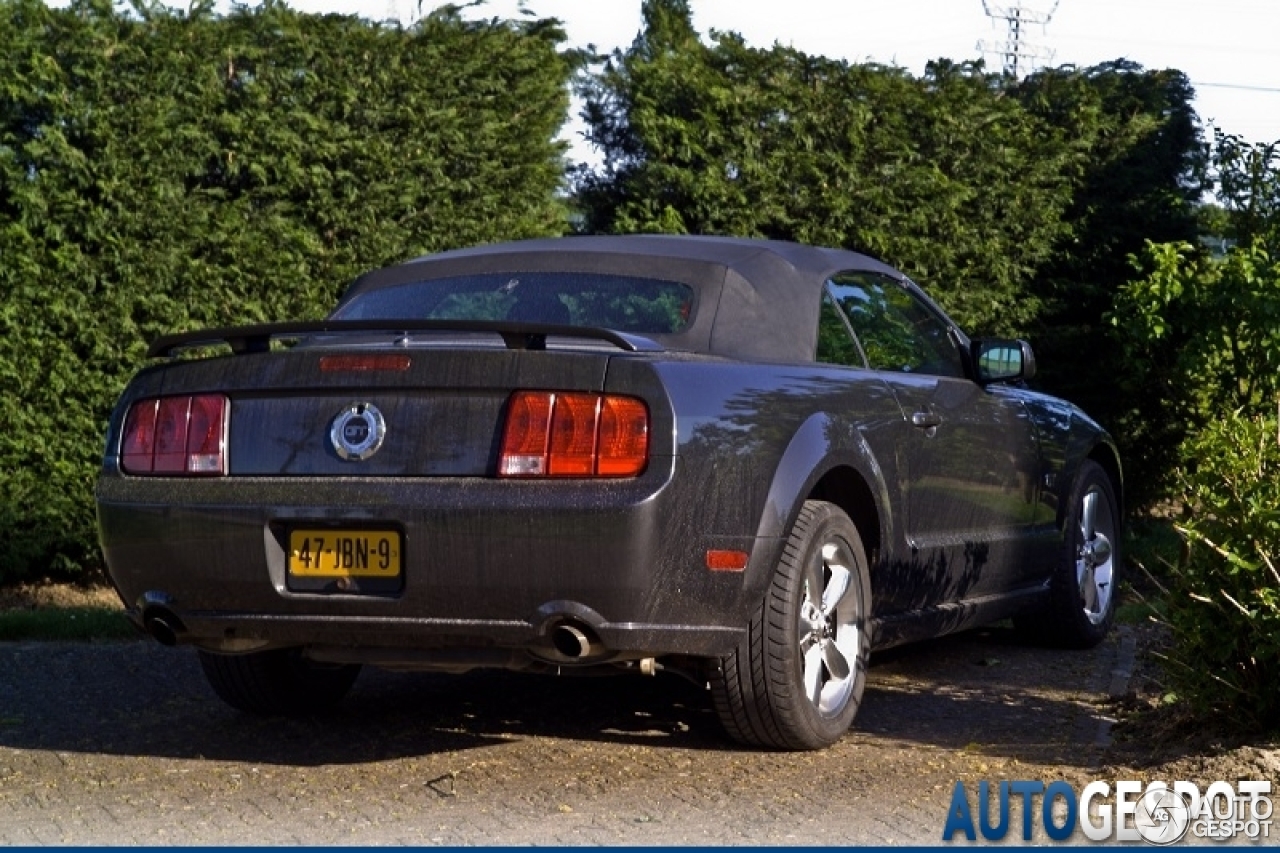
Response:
[[119, 394, 228, 476], [499, 391, 648, 478]]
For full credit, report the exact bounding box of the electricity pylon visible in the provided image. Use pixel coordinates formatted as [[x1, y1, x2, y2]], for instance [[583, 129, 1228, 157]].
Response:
[[978, 1, 1061, 78]]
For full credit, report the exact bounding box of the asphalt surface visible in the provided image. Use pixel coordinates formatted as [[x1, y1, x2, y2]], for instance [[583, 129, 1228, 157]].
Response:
[[0, 626, 1128, 845]]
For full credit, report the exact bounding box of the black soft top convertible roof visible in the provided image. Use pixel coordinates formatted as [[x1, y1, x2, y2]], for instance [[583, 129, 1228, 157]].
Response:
[[337, 235, 906, 362]]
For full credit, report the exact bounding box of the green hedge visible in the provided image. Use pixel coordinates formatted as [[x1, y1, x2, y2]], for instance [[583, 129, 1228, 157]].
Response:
[[0, 0, 575, 581], [0, 0, 1226, 584]]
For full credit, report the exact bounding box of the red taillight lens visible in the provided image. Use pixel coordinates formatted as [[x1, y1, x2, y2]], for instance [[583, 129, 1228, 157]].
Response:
[[120, 394, 227, 476], [153, 397, 191, 472], [121, 398, 160, 474], [499, 391, 649, 478], [548, 393, 601, 476], [596, 396, 649, 476]]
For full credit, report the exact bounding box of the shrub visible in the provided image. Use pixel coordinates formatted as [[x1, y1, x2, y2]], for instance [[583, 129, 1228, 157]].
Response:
[[1165, 409, 1280, 730]]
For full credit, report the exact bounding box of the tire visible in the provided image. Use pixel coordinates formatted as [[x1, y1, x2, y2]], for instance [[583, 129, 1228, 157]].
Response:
[[710, 500, 871, 750], [1017, 459, 1120, 648], [198, 648, 361, 716]]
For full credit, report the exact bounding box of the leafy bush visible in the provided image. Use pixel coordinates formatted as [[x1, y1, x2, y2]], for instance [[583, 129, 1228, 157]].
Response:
[[1166, 410, 1280, 730], [1109, 134, 1280, 509], [1111, 240, 1280, 504], [1112, 131, 1280, 730], [1016, 63, 1205, 510], [1113, 227, 1280, 728]]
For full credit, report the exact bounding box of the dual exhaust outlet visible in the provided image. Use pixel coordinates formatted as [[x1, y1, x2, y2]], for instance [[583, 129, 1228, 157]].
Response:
[[140, 594, 608, 662]]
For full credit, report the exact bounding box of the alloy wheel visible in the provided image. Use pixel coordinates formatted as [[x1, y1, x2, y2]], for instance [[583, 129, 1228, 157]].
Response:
[[799, 540, 863, 717], [1077, 487, 1115, 626]]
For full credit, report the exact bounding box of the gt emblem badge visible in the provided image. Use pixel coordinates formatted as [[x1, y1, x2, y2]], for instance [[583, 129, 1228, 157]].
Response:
[[331, 403, 386, 461]]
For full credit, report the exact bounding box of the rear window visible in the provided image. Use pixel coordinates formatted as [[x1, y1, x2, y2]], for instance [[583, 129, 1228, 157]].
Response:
[[333, 272, 695, 334]]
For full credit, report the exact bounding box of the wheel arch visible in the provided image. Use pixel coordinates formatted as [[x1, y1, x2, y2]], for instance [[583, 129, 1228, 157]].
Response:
[[744, 412, 891, 602], [807, 466, 882, 575], [1087, 441, 1124, 527]]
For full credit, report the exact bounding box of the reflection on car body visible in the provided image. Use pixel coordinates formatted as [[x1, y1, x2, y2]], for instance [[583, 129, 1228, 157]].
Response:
[[97, 235, 1121, 750]]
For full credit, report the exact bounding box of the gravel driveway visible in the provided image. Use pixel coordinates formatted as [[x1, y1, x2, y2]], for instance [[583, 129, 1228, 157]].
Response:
[[0, 626, 1130, 845]]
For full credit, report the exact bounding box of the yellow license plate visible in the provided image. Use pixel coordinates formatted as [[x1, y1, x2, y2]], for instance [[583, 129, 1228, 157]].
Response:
[[288, 529, 401, 578]]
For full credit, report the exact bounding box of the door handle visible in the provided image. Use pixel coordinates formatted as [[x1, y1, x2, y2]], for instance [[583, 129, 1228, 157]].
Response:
[[911, 411, 942, 429]]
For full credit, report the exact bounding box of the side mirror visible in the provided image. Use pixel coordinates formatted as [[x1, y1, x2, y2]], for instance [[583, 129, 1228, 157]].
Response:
[[972, 339, 1036, 384]]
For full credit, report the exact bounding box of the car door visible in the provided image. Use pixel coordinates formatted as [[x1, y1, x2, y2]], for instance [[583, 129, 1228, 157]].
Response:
[[826, 272, 1042, 614]]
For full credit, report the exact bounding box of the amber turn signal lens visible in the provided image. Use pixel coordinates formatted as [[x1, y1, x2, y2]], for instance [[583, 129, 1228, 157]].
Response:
[[705, 550, 749, 572]]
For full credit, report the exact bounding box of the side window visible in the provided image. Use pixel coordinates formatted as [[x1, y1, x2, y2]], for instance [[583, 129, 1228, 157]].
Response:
[[826, 272, 964, 378], [815, 290, 866, 367]]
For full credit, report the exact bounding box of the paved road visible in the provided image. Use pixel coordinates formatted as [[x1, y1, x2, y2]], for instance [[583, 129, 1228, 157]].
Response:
[[0, 627, 1126, 845]]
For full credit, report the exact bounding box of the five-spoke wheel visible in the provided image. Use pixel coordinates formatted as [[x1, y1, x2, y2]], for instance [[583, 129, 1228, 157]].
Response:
[[799, 540, 861, 717], [710, 500, 870, 750], [1016, 459, 1120, 648], [1077, 484, 1116, 627]]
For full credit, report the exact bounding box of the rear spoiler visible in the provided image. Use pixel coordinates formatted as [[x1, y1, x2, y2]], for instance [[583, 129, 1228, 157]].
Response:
[[147, 320, 665, 358]]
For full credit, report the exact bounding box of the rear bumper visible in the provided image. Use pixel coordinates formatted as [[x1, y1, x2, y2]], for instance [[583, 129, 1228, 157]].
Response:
[[119, 604, 745, 664], [97, 467, 761, 663]]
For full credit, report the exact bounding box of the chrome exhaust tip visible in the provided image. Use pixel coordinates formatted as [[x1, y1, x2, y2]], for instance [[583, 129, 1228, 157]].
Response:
[[551, 622, 601, 659], [142, 607, 186, 647]]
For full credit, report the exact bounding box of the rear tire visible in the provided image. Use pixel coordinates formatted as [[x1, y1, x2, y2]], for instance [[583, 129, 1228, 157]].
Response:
[[198, 648, 361, 715], [710, 500, 871, 750], [1016, 459, 1120, 648]]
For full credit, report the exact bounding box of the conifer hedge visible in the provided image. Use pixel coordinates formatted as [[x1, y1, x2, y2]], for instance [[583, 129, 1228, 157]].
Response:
[[0, 0, 575, 580]]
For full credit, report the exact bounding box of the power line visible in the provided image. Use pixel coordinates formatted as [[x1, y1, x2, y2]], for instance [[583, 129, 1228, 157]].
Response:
[[1193, 81, 1280, 94], [978, 1, 1061, 78]]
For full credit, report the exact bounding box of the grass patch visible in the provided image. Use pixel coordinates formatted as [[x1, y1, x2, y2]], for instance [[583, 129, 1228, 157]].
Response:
[[0, 606, 138, 641], [0, 582, 139, 641]]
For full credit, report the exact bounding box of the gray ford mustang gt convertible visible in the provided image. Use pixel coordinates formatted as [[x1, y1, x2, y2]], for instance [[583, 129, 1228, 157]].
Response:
[[96, 235, 1122, 750]]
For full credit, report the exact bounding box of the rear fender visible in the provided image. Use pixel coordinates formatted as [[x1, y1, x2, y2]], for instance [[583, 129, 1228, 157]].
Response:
[[742, 412, 893, 602]]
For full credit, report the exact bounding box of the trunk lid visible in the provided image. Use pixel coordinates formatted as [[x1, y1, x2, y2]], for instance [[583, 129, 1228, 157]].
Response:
[[134, 343, 615, 478]]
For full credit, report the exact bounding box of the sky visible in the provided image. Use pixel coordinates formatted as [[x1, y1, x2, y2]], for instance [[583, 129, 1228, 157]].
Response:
[[274, 0, 1280, 163]]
